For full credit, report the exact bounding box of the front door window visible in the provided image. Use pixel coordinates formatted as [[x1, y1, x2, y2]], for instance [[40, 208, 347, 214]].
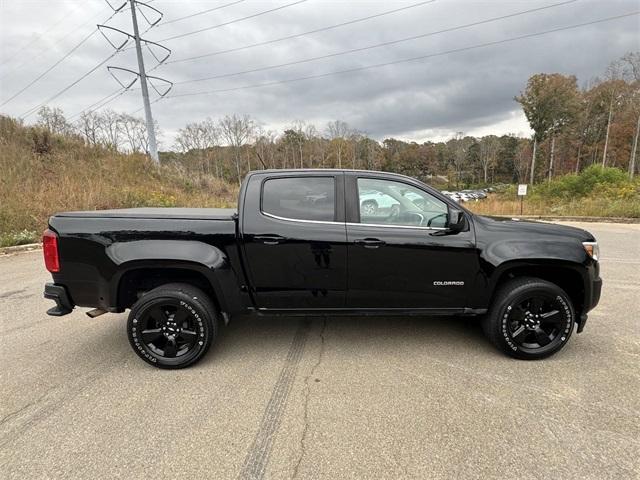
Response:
[[357, 178, 448, 228]]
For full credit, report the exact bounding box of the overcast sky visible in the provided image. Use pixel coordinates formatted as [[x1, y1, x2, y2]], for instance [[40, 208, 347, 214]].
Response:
[[1, 0, 638, 147]]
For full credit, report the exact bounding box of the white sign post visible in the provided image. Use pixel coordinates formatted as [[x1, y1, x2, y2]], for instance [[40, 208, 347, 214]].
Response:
[[517, 184, 528, 215]]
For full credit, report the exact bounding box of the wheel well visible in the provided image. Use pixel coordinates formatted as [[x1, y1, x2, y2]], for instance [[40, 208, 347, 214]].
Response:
[[117, 268, 219, 311], [494, 265, 585, 315]]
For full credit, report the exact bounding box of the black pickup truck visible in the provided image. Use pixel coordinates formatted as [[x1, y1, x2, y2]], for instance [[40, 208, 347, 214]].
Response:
[[43, 169, 602, 368]]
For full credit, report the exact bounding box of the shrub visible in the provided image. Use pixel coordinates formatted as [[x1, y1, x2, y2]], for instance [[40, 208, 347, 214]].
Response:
[[0, 230, 39, 248], [535, 165, 632, 199]]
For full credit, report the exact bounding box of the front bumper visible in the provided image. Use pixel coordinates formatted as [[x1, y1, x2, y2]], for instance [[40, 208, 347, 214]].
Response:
[[44, 283, 74, 316], [577, 273, 602, 334]]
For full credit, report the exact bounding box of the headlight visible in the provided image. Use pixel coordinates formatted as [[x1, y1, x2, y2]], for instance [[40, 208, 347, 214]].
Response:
[[582, 241, 599, 261]]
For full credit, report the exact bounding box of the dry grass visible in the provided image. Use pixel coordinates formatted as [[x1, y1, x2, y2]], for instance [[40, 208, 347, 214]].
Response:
[[0, 116, 237, 246], [466, 195, 640, 217]]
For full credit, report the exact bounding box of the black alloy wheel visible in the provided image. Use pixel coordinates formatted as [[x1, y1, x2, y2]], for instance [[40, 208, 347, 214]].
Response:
[[127, 283, 218, 369], [482, 277, 575, 360], [504, 293, 571, 354], [135, 301, 201, 359]]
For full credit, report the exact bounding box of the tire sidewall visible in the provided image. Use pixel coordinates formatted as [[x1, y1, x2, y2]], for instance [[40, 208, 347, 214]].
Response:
[[495, 283, 575, 359], [127, 289, 214, 369]]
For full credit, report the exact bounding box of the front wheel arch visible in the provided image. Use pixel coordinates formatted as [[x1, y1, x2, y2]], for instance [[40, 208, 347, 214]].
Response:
[[485, 262, 586, 319]]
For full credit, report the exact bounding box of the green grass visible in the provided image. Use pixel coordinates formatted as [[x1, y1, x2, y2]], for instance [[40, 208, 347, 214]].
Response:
[[0, 230, 39, 248], [468, 166, 640, 218]]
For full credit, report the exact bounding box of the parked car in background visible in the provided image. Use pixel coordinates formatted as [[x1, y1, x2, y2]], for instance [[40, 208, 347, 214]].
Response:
[[443, 188, 490, 203]]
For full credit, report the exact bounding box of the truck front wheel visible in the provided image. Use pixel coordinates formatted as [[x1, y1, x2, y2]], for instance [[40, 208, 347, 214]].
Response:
[[127, 283, 218, 369], [482, 277, 575, 360]]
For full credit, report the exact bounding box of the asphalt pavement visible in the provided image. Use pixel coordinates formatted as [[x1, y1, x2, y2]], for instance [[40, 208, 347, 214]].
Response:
[[1, 222, 638, 479]]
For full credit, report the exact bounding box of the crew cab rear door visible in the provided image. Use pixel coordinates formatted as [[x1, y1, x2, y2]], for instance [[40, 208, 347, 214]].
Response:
[[344, 172, 478, 310], [240, 171, 347, 310]]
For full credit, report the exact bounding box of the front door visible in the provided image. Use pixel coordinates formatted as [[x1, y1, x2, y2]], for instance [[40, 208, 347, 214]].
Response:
[[345, 174, 478, 310], [242, 173, 347, 310]]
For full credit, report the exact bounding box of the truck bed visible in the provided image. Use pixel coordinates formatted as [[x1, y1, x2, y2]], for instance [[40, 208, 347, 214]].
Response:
[[54, 207, 237, 220]]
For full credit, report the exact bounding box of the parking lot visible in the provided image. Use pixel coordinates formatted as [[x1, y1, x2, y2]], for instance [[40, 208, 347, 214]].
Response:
[[1, 221, 638, 479]]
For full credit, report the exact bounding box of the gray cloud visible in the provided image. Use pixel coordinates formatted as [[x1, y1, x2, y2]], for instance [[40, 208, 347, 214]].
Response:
[[1, 0, 638, 146]]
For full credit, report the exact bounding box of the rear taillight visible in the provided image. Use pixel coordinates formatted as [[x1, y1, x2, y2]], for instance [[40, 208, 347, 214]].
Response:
[[43, 229, 60, 273]]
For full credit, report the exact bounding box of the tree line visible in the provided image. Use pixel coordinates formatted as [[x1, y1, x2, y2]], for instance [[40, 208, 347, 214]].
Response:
[[33, 51, 639, 187]]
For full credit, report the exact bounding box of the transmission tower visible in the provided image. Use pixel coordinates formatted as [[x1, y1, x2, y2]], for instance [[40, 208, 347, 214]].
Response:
[[99, 0, 172, 164]]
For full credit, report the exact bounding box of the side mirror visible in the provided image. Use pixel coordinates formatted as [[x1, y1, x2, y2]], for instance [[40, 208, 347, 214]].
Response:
[[448, 208, 465, 233]]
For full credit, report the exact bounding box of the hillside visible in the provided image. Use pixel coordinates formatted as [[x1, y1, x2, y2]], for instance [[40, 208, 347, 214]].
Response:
[[0, 116, 237, 247]]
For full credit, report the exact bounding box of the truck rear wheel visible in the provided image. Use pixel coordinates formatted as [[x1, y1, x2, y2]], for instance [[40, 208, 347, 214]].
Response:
[[482, 277, 575, 360], [127, 283, 218, 369]]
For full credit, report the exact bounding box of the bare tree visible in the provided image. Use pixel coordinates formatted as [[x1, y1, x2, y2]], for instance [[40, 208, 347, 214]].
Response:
[[289, 120, 307, 168], [174, 117, 218, 152], [513, 138, 532, 183], [76, 111, 100, 146], [219, 114, 255, 185], [448, 132, 473, 189], [478, 135, 501, 183], [174, 117, 219, 174], [254, 128, 277, 169], [37, 106, 71, 135], [326, 120, 351, 168], [119, 114, 148, 153], [97, 109, 123, 152]]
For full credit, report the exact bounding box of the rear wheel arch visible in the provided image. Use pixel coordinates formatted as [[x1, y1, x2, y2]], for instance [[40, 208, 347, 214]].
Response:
[[115, 264, 223, 314]]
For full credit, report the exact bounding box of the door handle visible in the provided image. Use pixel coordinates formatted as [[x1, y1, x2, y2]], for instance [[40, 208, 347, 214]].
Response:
[[254, 234, 285, 245], [354, 238, 386, 249]]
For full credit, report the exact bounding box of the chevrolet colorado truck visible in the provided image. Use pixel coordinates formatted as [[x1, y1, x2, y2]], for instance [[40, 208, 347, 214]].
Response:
[[43, 169, 602, 368]]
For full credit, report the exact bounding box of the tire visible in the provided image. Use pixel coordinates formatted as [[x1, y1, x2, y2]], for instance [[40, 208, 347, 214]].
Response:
[[127, 283, 218, 369], [481, 277, 575, 360], [361, 200, 378, 215]]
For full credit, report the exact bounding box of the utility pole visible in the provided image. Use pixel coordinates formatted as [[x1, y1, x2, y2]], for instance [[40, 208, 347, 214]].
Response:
[[630, 114, 639, 179], [129, 0, 159, 164], [529, 137, 537, 185]]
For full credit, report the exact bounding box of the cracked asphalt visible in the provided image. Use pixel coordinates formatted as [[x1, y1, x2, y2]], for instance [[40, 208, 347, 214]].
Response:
[[1, 222, 639, 479]]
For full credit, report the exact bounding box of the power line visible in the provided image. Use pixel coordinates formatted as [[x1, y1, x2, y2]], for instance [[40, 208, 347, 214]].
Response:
[[165, 11, 639, 100], [156, 0, 309, 42], [160, 0, 246, 25], [172, 0, 578, 86], [166, 0, 436, 65], [1, 29, 98, 107], [0, 8, 108, 78], [0, 9, 71, 67], [68, 87, 127, 121], [0, 9, 121, 108], [20, 52, 119, 119]]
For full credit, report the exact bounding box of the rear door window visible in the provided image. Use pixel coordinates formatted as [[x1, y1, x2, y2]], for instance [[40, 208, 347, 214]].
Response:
[[262, 177, 335, 222]]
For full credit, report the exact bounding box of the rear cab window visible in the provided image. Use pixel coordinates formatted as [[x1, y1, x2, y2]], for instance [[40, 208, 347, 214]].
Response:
[[261, 177, 336, 222]]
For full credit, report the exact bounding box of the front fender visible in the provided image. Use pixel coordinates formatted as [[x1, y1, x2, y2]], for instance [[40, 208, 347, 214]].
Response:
[[482, 237, 586, 266], [469, 237, 591, 309]]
